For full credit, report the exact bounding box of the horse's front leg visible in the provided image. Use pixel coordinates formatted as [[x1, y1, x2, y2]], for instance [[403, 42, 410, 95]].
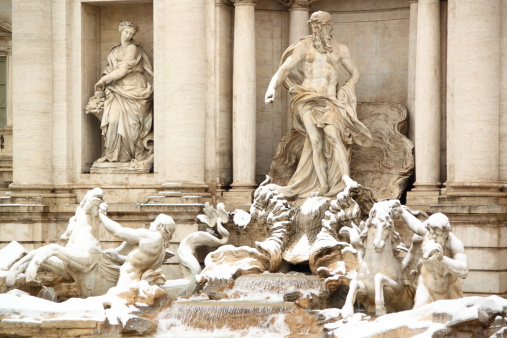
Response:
[[25, 244, 90, 282], [374, 273, 401, 316], [341, 279, 366, 318], [6, 246, 50, 286]]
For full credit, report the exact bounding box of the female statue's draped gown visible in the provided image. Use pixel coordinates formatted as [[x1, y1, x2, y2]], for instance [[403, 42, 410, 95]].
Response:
[[100, 43, 153, 162]]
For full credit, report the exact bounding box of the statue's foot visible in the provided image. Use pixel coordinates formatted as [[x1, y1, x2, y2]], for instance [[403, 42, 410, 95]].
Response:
[[342, 175, 358, 188], [95, 157, 107, 163]]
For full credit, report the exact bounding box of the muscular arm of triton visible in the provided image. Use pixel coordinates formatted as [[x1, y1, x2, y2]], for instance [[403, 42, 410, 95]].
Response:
[[265, 41, 307, 104], [98, 209, 148, 245], [397, 207, 428, 237], [442, 233, 469, 278]]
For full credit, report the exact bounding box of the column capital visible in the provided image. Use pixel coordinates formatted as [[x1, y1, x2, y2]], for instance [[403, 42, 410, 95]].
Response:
[[278, 0, 318, 9], [231, 0, 256, 5]]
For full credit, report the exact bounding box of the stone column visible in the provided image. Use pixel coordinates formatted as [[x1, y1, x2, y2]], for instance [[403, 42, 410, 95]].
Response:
[[282, 0, 318, 45], [406, 0, 418, 143], [11, 0, 53, 189], [407, 0, 440, 211], [230, 0, 257, 191]]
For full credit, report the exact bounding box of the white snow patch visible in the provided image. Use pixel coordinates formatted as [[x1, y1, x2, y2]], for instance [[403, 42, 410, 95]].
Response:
[[300, 196, 328, 215], [233, 209, 251, 228], [329, 296, 507, 337], [0, 241, 27, 270]]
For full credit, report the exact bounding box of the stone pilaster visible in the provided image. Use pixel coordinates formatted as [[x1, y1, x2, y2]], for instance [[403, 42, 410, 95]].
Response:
[[156, 0, 207, 185], [432, 0, 506, 297], [11, 0, 53, 190], [406, 0, 441, 211], [230, 0, 257, 192]]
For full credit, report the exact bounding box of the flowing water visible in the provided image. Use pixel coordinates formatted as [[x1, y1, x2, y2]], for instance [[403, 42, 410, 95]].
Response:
[[231, 273, 322, 299], [156, 273, 322, 336]]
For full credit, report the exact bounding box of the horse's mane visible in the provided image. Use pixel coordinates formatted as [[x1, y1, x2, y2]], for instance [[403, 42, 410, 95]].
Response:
[[360, 205, 401, 251]]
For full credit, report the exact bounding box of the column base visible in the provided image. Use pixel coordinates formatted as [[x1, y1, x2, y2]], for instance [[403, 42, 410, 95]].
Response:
[[406, 182, 442, 213], [230, 181, 257, 191], [219, 181, 258, 211]]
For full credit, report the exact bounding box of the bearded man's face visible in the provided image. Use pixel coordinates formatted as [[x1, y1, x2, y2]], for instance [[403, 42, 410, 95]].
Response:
[[310, 21, 333, 53]]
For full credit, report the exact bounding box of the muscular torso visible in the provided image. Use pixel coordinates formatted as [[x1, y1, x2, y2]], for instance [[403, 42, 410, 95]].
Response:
[[301, 40, 341, 97], [118, 233, 165, 284]]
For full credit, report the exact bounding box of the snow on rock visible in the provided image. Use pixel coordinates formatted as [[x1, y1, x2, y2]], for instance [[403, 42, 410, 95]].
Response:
[[0, 241, 28, 270], [0, 291, 106, 322], [0, 281, 166, 329], [326, 296, 507, 337], [196, 245, 268, 284]]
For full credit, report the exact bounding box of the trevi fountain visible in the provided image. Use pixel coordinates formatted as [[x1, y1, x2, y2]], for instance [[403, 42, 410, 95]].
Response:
[[0, 1, 506, 337]]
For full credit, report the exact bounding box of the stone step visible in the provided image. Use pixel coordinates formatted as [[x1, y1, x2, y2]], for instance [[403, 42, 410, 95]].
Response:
[[0, 196, 44, 205], [146, 195, 212, 205]]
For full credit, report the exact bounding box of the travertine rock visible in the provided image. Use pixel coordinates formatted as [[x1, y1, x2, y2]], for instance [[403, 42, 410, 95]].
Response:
[[269, 102, 414, 200]]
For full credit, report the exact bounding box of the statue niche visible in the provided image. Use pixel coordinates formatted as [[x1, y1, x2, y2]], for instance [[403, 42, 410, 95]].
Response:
[[86, 20, 154, 173]]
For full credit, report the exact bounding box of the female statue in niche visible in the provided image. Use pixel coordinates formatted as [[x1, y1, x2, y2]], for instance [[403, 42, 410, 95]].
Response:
[[91, 20, 154, 167]]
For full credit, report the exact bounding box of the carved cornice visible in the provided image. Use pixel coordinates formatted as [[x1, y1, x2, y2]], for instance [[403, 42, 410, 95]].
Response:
[[0, 19, 12, 34], [278, 0, 318, 9], [216, 0, 233, 5]]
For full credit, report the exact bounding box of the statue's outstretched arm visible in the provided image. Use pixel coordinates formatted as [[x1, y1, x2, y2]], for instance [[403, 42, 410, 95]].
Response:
[[398, 207, 427, 237], [265, 42, 306, 103], [99, 212, 146, 244]]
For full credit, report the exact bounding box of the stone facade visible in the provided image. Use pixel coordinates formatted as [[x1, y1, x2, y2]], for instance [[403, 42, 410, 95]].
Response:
[[0, 0, 505, 296]]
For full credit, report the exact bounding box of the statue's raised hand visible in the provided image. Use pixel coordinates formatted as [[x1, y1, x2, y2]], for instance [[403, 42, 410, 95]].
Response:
[[265, 88, 276, 104]]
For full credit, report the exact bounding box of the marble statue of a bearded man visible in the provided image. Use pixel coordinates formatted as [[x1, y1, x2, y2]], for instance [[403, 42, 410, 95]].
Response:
[[265, 11, 373, 199]]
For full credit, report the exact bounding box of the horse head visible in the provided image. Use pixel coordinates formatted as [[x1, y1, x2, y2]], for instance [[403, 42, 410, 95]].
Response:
[[365, 201, 400, 254], [74, 188, 104, 238]]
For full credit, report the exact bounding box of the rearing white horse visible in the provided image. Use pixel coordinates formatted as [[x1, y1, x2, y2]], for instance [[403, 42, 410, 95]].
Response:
[[341, 200, 421, 317], [7, 188, 120, 297]]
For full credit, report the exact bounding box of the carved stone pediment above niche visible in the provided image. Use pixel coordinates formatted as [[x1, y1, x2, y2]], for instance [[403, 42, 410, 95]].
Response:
[[278, 0, 318, 8]]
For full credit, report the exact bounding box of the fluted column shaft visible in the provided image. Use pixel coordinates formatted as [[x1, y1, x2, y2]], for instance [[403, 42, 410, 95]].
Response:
[[413, 0, 441, 189], [231, 0, 257, 189]]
